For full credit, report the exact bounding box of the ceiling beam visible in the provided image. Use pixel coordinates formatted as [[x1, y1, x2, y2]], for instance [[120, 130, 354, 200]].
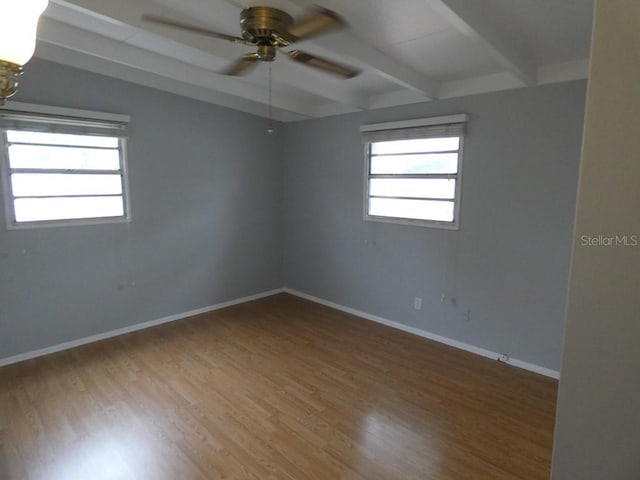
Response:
[[37, 18, 318, 118], [537, 59, 590, 85], [35, 43, 308, 122], [316, 32, 440, 99], [367, 89, 434, 110], [47, 0, 368, 111], [428, 0, 537, 86], [270, 66, 368, 110]]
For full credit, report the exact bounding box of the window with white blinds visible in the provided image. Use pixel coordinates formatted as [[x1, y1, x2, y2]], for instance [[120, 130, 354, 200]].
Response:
[[361, 114, 467, 229], [0, 103, 130, 228]]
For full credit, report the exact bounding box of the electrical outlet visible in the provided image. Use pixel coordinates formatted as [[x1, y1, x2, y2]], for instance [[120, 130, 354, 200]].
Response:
[[414, 297, 422, 310], [498, 353, 510, 363], [463, 309, 471, 322]]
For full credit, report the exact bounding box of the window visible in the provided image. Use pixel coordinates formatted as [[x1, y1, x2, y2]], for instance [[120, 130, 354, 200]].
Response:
[[0, 103, 130, 228], [362, 114, 467, 229]]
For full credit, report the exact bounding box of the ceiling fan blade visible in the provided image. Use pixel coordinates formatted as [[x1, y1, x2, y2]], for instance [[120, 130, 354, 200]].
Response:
[[224, 53, 260, 76], [285, 7, 345, 41], [141, 14, 250, 44], [287, 50, 360, 78]]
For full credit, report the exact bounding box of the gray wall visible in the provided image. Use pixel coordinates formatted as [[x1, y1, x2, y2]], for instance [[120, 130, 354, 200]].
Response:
[[282, 81, 586, 371], [0, 59, 283, 359], [552, 0, 640, 477], [0, 58, 587, 373]]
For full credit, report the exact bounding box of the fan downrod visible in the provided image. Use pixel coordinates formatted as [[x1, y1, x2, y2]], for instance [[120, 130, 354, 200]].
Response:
[[257, 44, 277, 61]]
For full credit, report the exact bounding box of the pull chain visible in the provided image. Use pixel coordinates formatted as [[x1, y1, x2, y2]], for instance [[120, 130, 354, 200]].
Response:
[[267, 62, 274, 134]]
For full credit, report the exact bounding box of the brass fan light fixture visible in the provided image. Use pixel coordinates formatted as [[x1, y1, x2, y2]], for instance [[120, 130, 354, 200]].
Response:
[[142, 6, 360, 78], [0, 0, 49, 104]]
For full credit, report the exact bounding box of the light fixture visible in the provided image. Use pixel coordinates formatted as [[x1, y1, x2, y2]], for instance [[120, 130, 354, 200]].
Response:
[[0, 0, 49, 104]]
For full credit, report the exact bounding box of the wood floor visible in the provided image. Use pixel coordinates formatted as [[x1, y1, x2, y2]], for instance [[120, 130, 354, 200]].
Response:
[[0, 294, 558, 479]]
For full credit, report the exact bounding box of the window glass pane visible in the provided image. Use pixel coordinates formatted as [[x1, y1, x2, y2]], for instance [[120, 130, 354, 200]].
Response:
[[369, 178, 455, 199], [14, 196, 124, 222], [8, 144, 121, 170], [371, 137, 459, 155], [370, 153, 458, 174], [7, 130, 118, 148], [11, 173, 123, 197], [369, 198, 454, 222]]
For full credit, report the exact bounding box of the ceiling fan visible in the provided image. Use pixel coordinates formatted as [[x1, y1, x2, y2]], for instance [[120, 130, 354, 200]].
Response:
[[142, 6, 361, 78]]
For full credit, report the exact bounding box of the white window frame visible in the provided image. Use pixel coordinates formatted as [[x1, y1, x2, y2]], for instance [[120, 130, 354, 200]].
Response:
[[0, 102, 131, 230], [361, 114, 467, 230]]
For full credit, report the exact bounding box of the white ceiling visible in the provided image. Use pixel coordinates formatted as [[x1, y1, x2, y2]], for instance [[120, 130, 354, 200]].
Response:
[[35, 0, 594, 121]]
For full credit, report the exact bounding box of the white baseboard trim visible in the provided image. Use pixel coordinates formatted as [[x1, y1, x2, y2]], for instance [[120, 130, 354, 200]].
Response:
[[284, 288, 560, 379], [1, 287, 560, 380], [0, 288, 285, 368]]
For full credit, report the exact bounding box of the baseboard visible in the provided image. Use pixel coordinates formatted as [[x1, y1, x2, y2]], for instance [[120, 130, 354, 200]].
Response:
[[283, 288, 560, 379], [0, 288, 285, 368], [1, 287, 560, 379]]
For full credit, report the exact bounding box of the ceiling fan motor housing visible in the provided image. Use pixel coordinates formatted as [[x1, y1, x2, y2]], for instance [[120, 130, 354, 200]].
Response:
[[240, 7, 294, 44]]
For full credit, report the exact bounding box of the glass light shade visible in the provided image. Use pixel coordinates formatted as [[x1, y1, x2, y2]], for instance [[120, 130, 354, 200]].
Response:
[[0, 0, 49, 66]]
